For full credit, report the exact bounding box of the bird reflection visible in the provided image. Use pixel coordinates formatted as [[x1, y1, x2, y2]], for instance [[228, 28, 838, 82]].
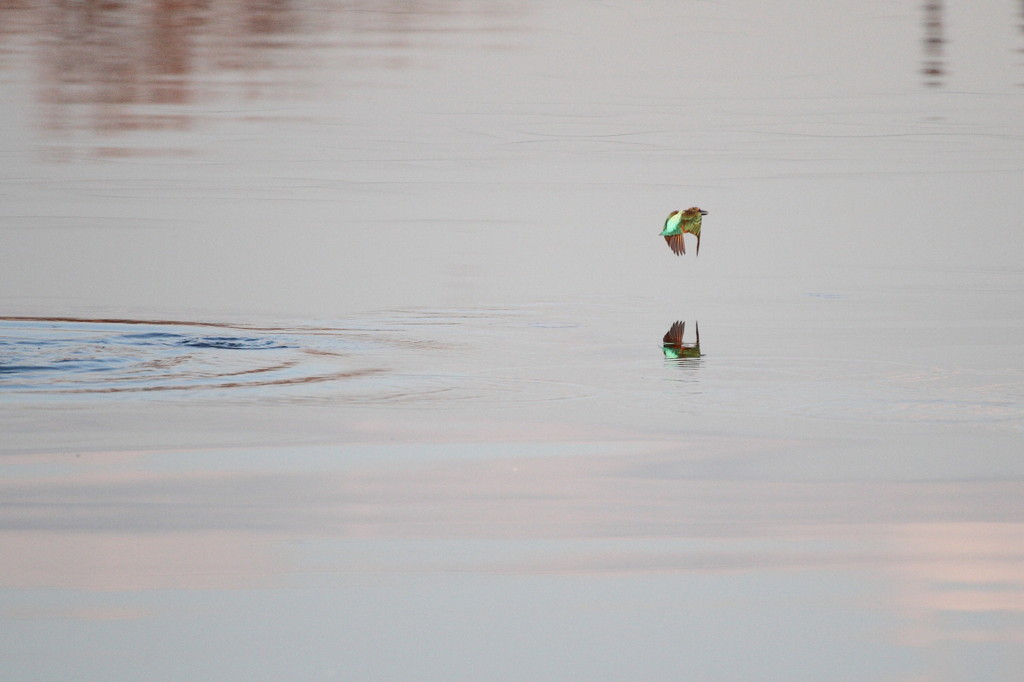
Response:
[[661, 321, 701, 360], [1020, 0, 1024, 84], [922, 0, 945, 87]]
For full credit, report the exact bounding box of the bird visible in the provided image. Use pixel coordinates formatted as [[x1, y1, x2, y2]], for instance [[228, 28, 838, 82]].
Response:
[[660, 207, 707, 255], [662, 321, 701, 359]]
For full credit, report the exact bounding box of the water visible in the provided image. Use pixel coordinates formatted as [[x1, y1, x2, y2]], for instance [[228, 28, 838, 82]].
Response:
[[2, 1, 1024, 680]]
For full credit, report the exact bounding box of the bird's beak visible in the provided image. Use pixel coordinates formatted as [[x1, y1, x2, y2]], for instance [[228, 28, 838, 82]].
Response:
[[699, 210, 708, 215]]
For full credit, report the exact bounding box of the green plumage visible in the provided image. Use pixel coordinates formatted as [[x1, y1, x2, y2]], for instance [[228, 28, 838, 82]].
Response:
[[660, 207, 707, 255]]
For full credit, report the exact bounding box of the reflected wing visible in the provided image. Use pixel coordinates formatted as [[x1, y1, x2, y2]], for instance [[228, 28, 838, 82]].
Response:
[[662, 321, 685, 347], [664, 233, 686, 255]]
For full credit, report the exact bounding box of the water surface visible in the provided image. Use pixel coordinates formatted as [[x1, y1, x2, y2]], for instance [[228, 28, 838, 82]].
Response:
[[2, 1, 1023, 680]]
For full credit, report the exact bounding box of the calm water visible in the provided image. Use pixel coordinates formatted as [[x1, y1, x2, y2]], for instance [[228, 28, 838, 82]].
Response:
[[2, 1, 1024, 680]]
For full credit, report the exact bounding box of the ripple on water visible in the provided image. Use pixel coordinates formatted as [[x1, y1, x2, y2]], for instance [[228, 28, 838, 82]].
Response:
[[0, 318, 379, 398], [110, 332, 292, 350], [0, 316, 595, 406]]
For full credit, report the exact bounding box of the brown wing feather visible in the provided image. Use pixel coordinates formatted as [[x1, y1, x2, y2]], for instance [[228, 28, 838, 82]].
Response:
[[664, 233, 686, 255], [663, 321, 685, 346]]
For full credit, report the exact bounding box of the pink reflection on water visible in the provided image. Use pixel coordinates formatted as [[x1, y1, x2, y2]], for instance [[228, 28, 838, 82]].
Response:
[[0, 530, 280, 591], [887, 523, 1024, 646], [0, 0, 527, 152], [0, 439, 1022, 649]]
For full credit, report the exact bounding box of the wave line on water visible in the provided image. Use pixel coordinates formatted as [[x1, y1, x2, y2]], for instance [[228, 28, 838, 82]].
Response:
[[0, 317, 382, 399]]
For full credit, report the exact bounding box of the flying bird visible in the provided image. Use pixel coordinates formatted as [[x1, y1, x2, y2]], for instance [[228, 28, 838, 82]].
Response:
[[660, 207, 707, 255]]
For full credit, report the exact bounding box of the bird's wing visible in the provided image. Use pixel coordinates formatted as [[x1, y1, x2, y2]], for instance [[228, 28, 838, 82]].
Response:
[[664, 233, 686, 255], [663, 211, 682, 232], [663, 321, 685, 346]]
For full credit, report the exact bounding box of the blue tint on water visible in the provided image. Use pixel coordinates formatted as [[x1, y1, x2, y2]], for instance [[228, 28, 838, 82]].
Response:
[[0, 312, 602, 405], [0, 319, 354, 397], [111, 332, 291, 350]]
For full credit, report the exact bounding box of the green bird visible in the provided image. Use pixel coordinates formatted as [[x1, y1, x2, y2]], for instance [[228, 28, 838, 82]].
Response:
[[660, 207, 708, 255], [662, 321, 701, 359]]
